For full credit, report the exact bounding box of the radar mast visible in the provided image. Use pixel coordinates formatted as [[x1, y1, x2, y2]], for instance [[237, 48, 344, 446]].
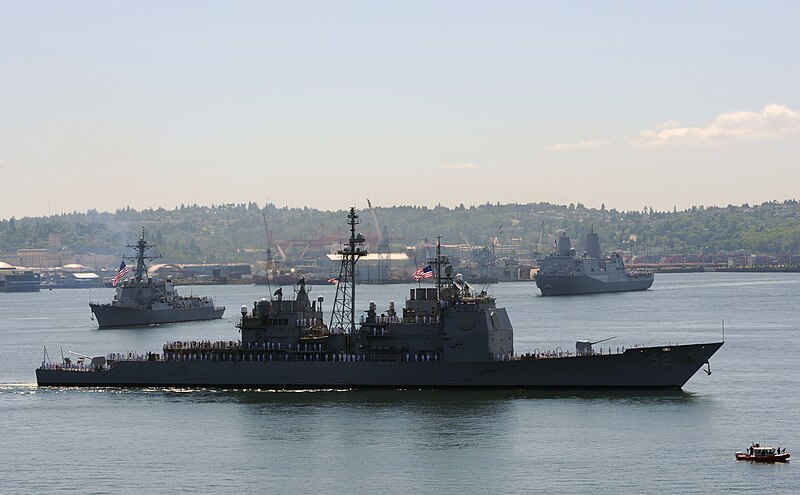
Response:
[[124, 227, 161, 283], [329, 207, 367, 335]]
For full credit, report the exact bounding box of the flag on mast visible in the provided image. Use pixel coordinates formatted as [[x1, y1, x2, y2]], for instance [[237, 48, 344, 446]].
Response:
[[112, 261, 129, 286], [413, 265, 433, 281]]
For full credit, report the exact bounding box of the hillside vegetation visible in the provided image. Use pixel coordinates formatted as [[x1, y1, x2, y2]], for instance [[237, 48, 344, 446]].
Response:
[[2, 200, 799, 263]]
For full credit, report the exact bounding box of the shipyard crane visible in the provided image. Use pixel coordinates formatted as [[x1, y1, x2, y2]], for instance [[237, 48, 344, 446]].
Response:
[[262, 206, 286, 265], [365, 198, 384, 247], [261, 208, 274, 271], [537, 220, 546, 254], [457, 231, 478, 279], [489, 224, 503, 262], [366, 198, 393, 283], [458, 231, 472, 251]]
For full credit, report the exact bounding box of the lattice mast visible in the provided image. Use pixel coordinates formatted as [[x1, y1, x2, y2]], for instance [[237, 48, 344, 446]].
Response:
[[432, 236, 452, 299], [329, 207, 367, 334]]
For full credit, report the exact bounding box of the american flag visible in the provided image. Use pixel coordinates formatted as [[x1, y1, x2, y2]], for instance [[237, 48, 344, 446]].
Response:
[[112, 261, 129, 286], [413, 265, 433, 281], [327, 277, 338, 284]]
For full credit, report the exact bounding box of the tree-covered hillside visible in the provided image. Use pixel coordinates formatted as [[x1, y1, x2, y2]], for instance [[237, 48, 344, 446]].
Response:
[[1, 200, 799, 263]]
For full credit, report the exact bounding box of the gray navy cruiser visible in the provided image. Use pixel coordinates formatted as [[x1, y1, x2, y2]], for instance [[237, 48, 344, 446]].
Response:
[[38, 208, 720, 389], [89, 229, 225, 328], [536, 231, 654, 296]]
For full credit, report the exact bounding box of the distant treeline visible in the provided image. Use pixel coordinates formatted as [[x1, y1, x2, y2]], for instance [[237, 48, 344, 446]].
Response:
[[2, 200, 800, 263]]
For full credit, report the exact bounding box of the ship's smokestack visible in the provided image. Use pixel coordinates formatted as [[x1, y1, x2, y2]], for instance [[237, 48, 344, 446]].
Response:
[[557, 233, 572, 256], [586, 230, 601, 259]]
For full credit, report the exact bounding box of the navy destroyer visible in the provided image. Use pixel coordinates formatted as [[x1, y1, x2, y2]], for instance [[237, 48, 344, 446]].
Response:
[[89, 229, 225, 328], [536, 231, 654, 296], [37, 208, 720, 388]]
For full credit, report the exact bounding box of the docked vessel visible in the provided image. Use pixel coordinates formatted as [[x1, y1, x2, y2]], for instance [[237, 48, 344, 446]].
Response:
[[89, 229, 225, 328], [0, 264, 41, 292], [37, 208, 721, 389], [254, 271, 333, 286], [536, 231, 654, 296], [735, 444, 790, 462], [41, 269, 103, 289]]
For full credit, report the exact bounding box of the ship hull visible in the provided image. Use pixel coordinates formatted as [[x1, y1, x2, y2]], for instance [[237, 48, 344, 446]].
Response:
[[0, 274, 41, 292], [735, 453, 790, 462], [536, 274, 654, 296], [0, 283, 41, 293], [89, 304, 225, 328], [36, 342, 722, 389]]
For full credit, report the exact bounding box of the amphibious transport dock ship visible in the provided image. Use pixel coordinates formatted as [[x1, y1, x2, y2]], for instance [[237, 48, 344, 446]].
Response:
[[89, 229, 224, 328], [38, 208, 720, 389], [536, 231, 654, 296]]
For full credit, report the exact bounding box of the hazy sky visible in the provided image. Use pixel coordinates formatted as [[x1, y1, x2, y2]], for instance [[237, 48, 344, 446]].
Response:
[[2, 1, 798, 220]]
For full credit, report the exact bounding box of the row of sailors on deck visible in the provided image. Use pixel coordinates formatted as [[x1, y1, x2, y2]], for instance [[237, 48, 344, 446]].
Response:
[[169, 300, 205, 309], [164, 340, 238, 350], [748, 445, 786, 455], [40, 362, 96, 371], [360, 315, 438, 324], [108, 352, 152, 361], [242, 342, 326, 351], [168, 341, 338, 352], [360, 314, 402, 324], [525, 347, 626, 359], [295, 318, 324, 327], [164, 352, 445, 362]]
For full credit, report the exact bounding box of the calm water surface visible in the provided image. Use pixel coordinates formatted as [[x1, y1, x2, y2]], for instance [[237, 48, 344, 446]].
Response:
[[1, 273, 798, 493]]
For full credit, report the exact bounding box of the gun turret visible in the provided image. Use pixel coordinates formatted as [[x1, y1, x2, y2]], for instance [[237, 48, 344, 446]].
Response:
[[576, 336, 617, 356]]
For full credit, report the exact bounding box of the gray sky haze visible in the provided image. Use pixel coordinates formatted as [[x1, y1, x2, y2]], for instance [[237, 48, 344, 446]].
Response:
[[2, 1, 798, 219]]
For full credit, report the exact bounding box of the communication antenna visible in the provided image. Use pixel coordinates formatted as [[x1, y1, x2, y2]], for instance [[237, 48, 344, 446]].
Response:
[[124, 227, 160, 283], [261, 205, 273, 294], [329, 207, 367, 339]]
